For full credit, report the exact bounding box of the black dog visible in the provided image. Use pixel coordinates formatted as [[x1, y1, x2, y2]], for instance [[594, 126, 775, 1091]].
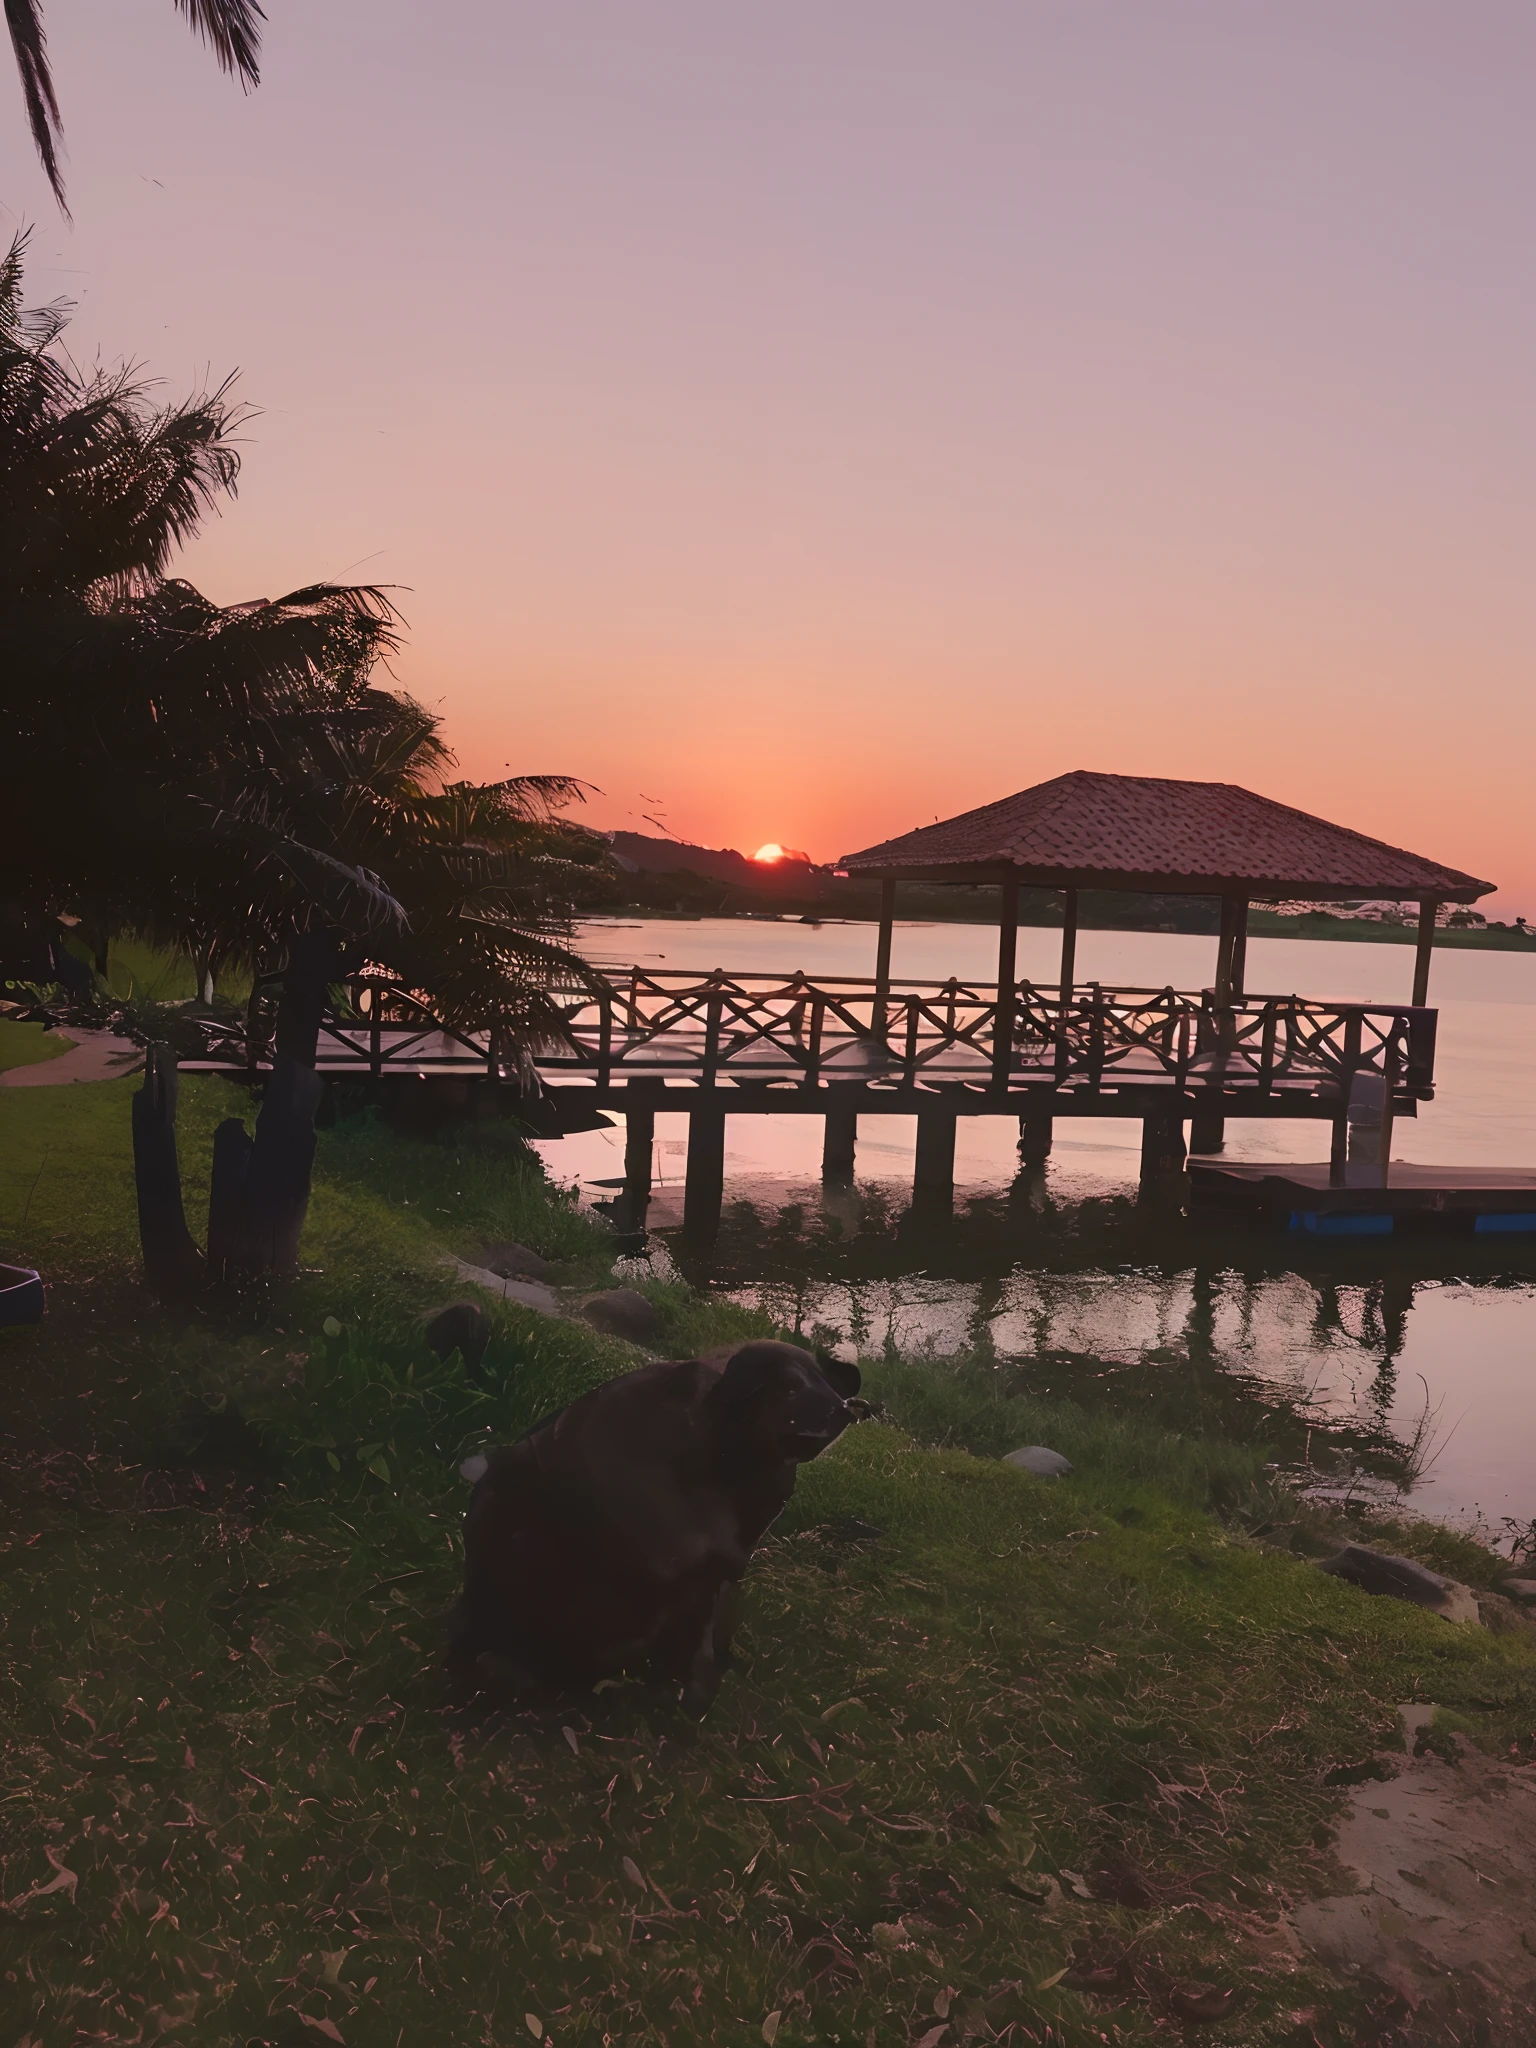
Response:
[[452, 1341, 864, 1710]]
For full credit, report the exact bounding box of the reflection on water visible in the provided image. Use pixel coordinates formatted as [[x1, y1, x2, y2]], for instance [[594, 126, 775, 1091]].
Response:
[[534, 917, 1536, 1536]]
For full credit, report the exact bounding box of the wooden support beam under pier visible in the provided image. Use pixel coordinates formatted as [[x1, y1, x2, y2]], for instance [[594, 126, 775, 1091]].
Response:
[[619, 1105, 654, 1229], [822, 1104, 857, 1183], [1019, 1110, 1052, 1162], [913, 1107, 957, 1211], [683, 1106, 726, 1241], [1189, 1109, 1225, 1154], [1139, 1108, 1187, 1185]]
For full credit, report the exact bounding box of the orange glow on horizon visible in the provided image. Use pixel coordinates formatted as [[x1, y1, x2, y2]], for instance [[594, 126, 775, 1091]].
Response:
[[753, 843, 786, 863]]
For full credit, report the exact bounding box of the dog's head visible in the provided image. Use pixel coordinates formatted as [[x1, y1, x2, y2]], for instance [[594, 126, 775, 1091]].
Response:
[[710, 1340, 864, 1464]]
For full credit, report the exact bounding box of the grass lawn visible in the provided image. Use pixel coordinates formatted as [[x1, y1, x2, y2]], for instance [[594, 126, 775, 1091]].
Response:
[[2, 1076, 1534, 2046], [0, 1017, 73, 1072]]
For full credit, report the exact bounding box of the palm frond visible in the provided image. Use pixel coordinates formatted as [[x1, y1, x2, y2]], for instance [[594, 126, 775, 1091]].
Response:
[[4, 0, 66, 210], [174, 0, 262, 85]]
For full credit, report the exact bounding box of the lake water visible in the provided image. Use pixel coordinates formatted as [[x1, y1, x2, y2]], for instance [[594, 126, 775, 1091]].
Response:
[[533, 916, 1536, 1539]]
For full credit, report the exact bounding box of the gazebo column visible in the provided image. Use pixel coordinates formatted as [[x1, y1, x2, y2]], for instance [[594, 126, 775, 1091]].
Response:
[[1412, 899, 1438, 1007], [872, 877, 896, 1037], [1054, 886, 1079, 1078], [1214, 894, 1249, 1003], [992, 870, 1020, 1088], [1058, 886, 1079, 997]]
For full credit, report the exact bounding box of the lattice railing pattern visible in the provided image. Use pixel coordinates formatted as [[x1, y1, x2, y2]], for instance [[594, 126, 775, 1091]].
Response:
[[192, 968, 1436, 1099]]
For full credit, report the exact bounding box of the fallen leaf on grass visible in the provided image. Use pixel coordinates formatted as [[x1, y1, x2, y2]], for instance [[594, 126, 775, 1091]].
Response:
[[1036, 1968, 1070, 1991], [319, 1949, 350, 1985], [298, 2020, 344, 2043], [933, 1988, 952, 2018], [622, 1856, 647, 1889], [913, 2028, 948, 2048], [8, 1846, 78, 1908], [1059, 1868, 1093, 1899], [562, 1726, 580, 1755], [1169, 1984, 1237, 2023], [525, 2016, 544, 2040], [762, 2012, 781, 2045]]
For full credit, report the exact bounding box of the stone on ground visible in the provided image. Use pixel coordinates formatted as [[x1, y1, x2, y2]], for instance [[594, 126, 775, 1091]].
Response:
[[477, 1240, 554, 1281], [1004, 1445, 1074, 1478], [580, 1287, 664, 1342], [1319, 1543, 1481, 1625]]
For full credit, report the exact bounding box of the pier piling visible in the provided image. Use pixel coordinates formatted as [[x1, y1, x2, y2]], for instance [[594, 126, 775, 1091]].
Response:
[[822, 1104, 857, 1183], [913, 1107, 957, 1211], [619, 1106, 654, 1228], [683, 1106, 726, 1241]]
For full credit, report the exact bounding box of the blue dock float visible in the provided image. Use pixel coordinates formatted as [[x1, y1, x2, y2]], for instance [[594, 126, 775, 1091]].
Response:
[[1190, 1161, 1536, 1236]]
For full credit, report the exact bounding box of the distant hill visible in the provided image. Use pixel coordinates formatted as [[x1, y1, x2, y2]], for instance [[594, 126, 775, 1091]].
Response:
[[605, 831, 820, 897]]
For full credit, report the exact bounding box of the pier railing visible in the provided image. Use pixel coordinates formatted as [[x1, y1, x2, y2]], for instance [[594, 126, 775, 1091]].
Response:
[[198, 969, 1437, 1100]]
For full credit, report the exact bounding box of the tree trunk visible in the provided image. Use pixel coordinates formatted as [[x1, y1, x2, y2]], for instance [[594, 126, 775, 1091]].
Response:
[[207, 929, 338, 1280], [132, 1045, 205, 1296]]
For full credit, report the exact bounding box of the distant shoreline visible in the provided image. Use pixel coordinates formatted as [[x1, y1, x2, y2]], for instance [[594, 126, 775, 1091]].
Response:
[[604, 895, 1536, 953]]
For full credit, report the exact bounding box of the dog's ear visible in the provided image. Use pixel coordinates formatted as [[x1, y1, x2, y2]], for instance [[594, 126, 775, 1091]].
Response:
[[715, 1342, 788, 1414], [815, 1349, 861, 1399]]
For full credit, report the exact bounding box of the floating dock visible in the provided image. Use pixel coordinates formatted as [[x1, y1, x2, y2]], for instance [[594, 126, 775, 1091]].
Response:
[[1189, 1160, 1536, 1236]]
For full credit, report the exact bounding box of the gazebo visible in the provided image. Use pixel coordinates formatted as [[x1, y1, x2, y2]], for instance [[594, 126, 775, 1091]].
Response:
[[842, 768, 1490, 1009], [840, 770, 1493, 1174]]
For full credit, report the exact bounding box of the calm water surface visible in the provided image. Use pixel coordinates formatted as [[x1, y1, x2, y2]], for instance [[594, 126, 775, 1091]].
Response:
[[532, 916, 1536, 1536]]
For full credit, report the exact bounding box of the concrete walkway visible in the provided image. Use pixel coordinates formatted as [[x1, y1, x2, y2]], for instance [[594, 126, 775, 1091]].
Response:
[[0, 1028, 144, 1088]]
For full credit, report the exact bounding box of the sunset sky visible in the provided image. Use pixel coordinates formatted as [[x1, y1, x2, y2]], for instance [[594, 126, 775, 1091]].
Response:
[[6, 3, 1535, 908]]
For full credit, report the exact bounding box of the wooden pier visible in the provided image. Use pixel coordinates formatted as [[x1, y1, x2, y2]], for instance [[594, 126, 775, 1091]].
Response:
[[186, 964, 1438, 1236], [184, 770, 1498, 1241]]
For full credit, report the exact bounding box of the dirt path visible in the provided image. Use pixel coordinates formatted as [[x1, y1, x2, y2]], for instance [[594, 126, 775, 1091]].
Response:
[[1292, 1706, 1536, 2043], [0, 1029, 143, 1088]]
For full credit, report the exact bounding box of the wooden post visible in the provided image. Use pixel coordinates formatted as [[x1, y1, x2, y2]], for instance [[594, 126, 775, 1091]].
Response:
[[1058, 886, 1079, 1000], [992, 870, 1019, 1089], [822, 1103, 857, 1183], [683, 1106, 726, 1241], [1214, 895, 1241, 1004], [1019, 1110, 1052, 1162], [1412, 899, 1437, 1008], [1330, 1111, 1348, 1184], [619, 1105, 655, 1229], [1055, 887, 1079, 1079], [1378, 1036, 1399, 1185], [1189, 1106, 1225, 1154], [913, 1107, 957, 1210], [1229, 896, 1249, 1001], [1139, 1108, 1187, 1186], [872, 877, 896, 1036]]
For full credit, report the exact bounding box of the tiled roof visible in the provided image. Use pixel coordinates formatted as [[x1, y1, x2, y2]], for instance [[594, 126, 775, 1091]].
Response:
[[839, 772, 1492, 901]]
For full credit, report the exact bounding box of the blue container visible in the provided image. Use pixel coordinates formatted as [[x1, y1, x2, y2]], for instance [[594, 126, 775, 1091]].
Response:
[[0, 1263, 45, 1326], [1473, 1212, 1536, 1234], [1288, 1211, 1394, 1237]]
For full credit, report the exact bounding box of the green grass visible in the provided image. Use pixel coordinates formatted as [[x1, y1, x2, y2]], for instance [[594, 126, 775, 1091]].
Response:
[[0, 1017, 73, 1072], [3, 1077, 1536, 2045]]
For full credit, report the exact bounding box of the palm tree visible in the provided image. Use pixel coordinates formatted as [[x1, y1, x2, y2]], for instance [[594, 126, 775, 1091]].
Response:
[[7, 0, 262, 211], [0, 230, 614, 1286]]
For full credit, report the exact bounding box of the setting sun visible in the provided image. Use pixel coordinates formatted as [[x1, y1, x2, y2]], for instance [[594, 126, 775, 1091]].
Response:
[[753, 843, 785, 863]]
